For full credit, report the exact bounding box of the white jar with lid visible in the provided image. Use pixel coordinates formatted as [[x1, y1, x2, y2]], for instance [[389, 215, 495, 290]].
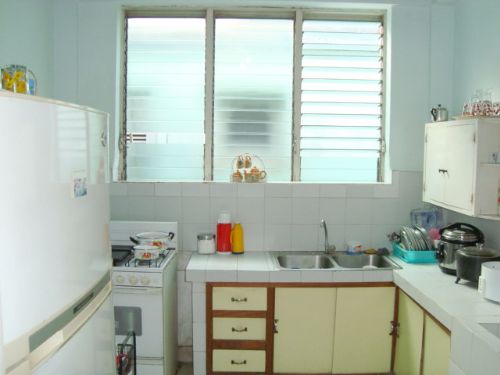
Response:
[[197, 233, 216, 254]]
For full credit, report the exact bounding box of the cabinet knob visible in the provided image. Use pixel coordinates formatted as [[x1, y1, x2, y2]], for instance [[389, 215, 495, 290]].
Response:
[[273, 319, 279, 334]]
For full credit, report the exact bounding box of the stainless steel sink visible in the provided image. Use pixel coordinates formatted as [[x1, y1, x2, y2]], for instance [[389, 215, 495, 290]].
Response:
[[271, 251, 400, 270], [332, 252, 399, 269], [274, 253, 335, 270]]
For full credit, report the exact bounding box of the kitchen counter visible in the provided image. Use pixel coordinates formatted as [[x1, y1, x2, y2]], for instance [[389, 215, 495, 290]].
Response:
[[186, 251, 500, 375]]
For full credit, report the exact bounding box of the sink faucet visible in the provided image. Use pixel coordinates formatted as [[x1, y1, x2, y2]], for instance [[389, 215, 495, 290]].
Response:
[[320, 219, 336, 254]]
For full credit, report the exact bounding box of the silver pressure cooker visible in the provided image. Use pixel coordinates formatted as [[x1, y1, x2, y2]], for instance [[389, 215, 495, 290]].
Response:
[[436, 222, 484, 275]]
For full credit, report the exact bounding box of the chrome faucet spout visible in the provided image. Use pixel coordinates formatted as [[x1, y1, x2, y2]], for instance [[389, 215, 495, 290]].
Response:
[[320, 219, 336, 254]]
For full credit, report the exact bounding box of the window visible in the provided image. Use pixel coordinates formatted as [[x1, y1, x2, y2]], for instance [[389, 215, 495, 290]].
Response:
[[120, 10, 385, 183]]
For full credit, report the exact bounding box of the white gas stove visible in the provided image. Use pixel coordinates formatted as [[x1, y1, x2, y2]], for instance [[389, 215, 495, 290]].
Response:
[[110, 221, 178, 375], [110, 221, 177, 285]]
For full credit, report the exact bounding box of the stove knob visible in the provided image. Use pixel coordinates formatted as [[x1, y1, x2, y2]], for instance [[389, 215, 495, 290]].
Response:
[[129, 275, 138, 285], [116, 275, 125, 283], [141, 276, 151, 286]]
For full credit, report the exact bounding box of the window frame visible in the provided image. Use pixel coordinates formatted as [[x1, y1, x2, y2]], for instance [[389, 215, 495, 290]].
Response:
[[120, 7, 387, 183]]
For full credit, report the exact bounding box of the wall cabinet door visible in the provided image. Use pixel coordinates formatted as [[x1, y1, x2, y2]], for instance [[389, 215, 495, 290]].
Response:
[[332, 287, 395, 374], [273, 287, 336, 373], [421, 314, 451, 375], [424, 122, 475, 212], [394, 290, 424, 375]]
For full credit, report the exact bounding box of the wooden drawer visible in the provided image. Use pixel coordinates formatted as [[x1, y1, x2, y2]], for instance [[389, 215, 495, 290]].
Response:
[[213, 349, 265, 372], [213, 317, 266, 340], [212, 287, 267, 311]]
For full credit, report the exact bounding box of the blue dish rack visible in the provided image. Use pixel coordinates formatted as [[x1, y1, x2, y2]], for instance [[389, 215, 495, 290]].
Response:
[[392, 242, 437, 264]]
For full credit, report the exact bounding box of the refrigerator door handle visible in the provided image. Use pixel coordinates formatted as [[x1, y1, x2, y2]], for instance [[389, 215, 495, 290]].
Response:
[[29, 282, 112, 370]]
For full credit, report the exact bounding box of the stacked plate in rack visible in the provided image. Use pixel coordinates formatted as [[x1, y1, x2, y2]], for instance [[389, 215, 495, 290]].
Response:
[[400, 225, 434, 251]]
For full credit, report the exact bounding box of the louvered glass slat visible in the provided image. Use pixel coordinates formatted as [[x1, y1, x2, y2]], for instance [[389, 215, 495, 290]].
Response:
[[126, 18, 205, 181], [301, 19, 384, 182], [213, 19, 294, 182]]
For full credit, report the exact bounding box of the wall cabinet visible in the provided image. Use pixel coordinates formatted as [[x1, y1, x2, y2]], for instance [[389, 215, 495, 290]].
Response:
[[393, 290, 450, 375], [423, 119, 500, 218]]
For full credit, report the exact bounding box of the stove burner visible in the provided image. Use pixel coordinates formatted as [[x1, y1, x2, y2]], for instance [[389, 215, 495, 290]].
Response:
[[112, 245, 134, 266]]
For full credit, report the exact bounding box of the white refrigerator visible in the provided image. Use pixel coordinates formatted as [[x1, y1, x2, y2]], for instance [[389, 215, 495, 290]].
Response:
[[0, 91, 116, 374]]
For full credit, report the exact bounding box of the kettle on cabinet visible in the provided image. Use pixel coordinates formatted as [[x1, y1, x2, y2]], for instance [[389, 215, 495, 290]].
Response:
[[430, 104, 448, 122]]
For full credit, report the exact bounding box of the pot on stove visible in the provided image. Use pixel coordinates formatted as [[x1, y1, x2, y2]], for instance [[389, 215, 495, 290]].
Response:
[[129, 231, 174, 250], [436, 222, 484, 275]]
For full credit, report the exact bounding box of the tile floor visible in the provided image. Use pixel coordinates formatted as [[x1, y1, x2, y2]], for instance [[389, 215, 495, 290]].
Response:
[[176, 363, 193, 375]]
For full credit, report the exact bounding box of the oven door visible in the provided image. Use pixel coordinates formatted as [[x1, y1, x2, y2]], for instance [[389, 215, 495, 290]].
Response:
[[113, 286, 164, 358]]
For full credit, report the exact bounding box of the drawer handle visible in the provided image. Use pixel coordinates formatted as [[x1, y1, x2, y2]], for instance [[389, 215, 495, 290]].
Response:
[[231, 360, 247, 365], [232, 327, 248, 332], [231, 297, 248, 302]]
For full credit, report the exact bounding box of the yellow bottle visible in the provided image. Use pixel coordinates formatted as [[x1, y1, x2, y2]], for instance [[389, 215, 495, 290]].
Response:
[[231, 222, 244, 254]]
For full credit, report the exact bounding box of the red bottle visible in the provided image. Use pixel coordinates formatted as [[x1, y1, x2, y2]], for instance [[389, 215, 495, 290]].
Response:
[[216, 212, 232, 254]]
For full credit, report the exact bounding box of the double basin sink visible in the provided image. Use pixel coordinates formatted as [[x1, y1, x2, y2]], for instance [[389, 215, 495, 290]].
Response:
[[272, 251, 400, 270]]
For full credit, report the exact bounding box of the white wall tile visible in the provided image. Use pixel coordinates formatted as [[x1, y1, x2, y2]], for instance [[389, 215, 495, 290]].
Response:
[[110, 196, 129, 220], [292, 183, 320, 197], [210, 197, 238, 224], [265, 197, 292, 224], [319, 224, 345, 251], [345, 198, 373, 225], [237, 270, 270, 282], [451, 319, 473, 373], [209, 183, 238, 197], [192, 322, 206, 351], [344, 225, 372, 249], [301, 270, 334, 282], [237, 183, 265, 197], [373, 171, 400, 198], [371, 198, 408, 225], [291, 224, 319, 251], [319, 184, 347, 198], [182, 182, 210, 197], [371, 225, 396, 249], [237, 197, 265, 224], [127, 196, 155, 220], [242, 222, 265, 251], [155, 182, 182, 196], [127, 182, 154, 196], [265, 183, 292, 197], [153, 196, 182, 222], [110, 182, 127, 196], [182, 197, 210, 224], [319, 198, 346, 225], [181, 223, 213, 251], [333, 270, 364, 282], [448, 360, 466, 375], [264, 224, 292, 251], [292, 197, 320, 224], [193, 351, 206, 375], [346, 184, 375, 198], [192, 293, 206, 323]]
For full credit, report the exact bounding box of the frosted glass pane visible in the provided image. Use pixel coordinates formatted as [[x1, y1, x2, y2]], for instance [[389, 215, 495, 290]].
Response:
[[300, 18, 383, 183], [213, 18, 294, 182], [126, 18, 205, 181]]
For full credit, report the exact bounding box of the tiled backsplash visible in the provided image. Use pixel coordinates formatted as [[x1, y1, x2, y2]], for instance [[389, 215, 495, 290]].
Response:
[[110, 170, 424, 361], [110, 171, 424, 252]]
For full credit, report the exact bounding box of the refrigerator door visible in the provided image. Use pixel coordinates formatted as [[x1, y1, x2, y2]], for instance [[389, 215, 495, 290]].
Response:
[[0, 92, 110, 347], [32, 294, 115, 375]]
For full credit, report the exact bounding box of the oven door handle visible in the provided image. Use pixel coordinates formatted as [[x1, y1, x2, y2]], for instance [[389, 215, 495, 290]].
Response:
[[113, 287, 162, 295]]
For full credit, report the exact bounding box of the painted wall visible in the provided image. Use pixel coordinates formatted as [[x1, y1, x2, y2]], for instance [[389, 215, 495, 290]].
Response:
[[446, 0, 500, 250], [0, 0, 54, 98]]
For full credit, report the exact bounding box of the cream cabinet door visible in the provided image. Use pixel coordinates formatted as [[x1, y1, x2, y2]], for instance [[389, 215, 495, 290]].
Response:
[[421, 315, 450, 375], [332, 287, 395, 374], [394, 290, 424, 375], [273, 287, 336, 373]]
